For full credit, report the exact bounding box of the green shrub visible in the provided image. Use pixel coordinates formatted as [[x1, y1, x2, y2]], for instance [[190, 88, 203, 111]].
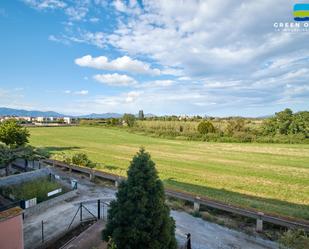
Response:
[[197, 121, 215, 135], [279, 230, 309, 249], [72, 153, 96, 168], [190, 210, 202, 218]]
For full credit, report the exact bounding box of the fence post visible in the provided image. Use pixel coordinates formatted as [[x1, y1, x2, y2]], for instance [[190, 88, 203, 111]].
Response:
[[103, 203, 105, 221], [41, 220, 44, 243], [256, 212, 264, 232], [80, 203, 83, 222], [115, 179, 119, 188], [97, 199, 101, 220], [194, 196, 200, 212], [186, 233, 191, 249]]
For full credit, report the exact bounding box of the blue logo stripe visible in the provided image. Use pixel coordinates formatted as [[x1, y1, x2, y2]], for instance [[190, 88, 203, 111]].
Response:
[[294, 3, 309, 11], [294, 17, 309, 21]]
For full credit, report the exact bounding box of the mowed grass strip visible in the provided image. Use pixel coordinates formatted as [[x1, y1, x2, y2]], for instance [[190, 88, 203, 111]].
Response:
[[29, 126, 309, 220]]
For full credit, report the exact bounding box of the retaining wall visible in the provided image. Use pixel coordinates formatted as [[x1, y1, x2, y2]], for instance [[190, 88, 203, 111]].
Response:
[[0, 168, 52, 188], [24, 190, 78, 218]]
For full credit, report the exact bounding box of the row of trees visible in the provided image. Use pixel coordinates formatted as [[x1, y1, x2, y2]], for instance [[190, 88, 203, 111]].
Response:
[[132, 109, 308, 143], [262, 109, 308, 137], [79, 114, 137, 128], [196, 109, 308, 142], [78, 109, 308, 143]]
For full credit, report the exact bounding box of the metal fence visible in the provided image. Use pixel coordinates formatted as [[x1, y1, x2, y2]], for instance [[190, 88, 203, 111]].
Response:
[[24, 199, 110, 249]]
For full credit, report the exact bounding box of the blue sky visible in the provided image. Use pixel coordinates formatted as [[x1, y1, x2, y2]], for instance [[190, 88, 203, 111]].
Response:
[[0, 0, 308, 116]]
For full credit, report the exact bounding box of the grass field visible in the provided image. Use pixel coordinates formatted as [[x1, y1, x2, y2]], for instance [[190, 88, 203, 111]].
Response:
[[29, 126, 309, 220]]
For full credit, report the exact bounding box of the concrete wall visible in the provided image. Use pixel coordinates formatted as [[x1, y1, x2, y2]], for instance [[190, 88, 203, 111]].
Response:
[[0, 168, 51, 188], [0, 207, 24, 249], [24, 190, 78, 218]]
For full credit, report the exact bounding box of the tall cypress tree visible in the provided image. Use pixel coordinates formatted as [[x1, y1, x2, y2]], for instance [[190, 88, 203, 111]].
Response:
[[102, 148, 177, 249]]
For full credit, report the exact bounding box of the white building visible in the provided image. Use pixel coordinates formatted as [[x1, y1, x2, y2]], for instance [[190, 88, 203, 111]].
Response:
[[63, 117, 71, 124]]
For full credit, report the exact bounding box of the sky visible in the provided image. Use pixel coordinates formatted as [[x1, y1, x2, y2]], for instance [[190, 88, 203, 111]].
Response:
[[0, 0, 308, 117]]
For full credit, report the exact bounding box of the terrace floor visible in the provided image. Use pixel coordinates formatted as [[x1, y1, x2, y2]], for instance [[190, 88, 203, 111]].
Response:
[[23, 168, 279, 249]]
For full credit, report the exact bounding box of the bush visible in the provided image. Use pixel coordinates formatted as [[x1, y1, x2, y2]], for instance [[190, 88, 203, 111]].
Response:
[[123, 114, 136, 127], [232, 132, 255, 142], [197, 121, 215, 135], [72, 153, 96, 168], [0, 119, 30, 147], [279, 230, 309, 249]]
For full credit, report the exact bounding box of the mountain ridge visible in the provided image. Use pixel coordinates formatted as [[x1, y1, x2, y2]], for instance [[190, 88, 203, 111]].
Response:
[[0, 107, 155, 118]]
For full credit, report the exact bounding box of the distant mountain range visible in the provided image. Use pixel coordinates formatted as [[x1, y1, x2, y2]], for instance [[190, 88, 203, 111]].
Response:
[[0, 107, 64, 117], [0, 107, 155, 119]]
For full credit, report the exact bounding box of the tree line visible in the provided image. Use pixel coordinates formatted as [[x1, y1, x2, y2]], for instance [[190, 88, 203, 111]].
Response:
[[79, 109, 308, 143]]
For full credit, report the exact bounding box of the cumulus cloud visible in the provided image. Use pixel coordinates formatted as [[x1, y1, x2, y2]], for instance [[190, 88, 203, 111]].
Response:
[[93, 73, 137, 86], [107, 0, 307, 77], [22, 0, 309, 115], [75, 55, 161, 75]]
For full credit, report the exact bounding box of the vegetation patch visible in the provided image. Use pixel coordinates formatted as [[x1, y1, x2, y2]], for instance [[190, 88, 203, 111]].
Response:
[[1, 176, 65, 203]]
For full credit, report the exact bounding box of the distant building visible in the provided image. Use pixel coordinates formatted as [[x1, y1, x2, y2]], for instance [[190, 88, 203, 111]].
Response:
[[0, 116, 33, 122], [138, 110, 144, 120], [35, 117, 55, 123], [63, 117, 71, 124], [35, 117, 46, 122]]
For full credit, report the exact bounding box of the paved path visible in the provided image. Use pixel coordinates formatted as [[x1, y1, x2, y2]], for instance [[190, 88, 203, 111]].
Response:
[[23, 169, 279, 249], [172, 211, 278, 249]]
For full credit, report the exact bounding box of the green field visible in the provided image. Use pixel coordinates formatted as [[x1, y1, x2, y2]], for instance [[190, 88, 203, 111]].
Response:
[[29, 126, 309, 220]]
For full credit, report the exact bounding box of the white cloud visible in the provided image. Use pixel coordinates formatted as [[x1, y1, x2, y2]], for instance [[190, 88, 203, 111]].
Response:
[[21, 0, 309, 115], [64, 89, 89, 95], [139, 80, 174, 89], [69, 31, 105, 48], [65, 5, 88, 21], [75, 55, 161, 75], [93, 73, 137, 86], [125, 91, 141, 103], [89, 17, 99, 23], [106, 0, 306, 78], [48, 35, 70, 45], [74, 90, 89, 95], [49, 31, 105, 48], [23, 0, 67, 10], [114, 0, 126, 12]]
